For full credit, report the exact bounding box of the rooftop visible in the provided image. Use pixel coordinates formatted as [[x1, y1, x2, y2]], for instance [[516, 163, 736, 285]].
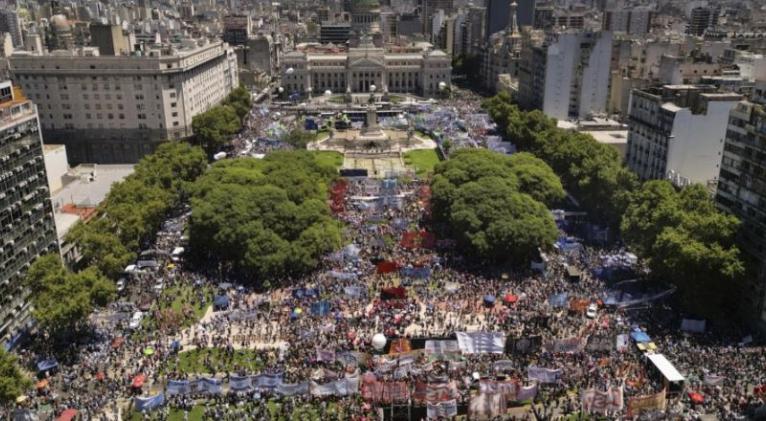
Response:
[[51, 164, 135, 210]]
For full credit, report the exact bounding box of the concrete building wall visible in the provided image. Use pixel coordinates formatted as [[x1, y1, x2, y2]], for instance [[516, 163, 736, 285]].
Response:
[[43, 144, 68, 192], [543, 34, 578, 121], [579, 32, 612, 119], [665, 99, 739, 187]]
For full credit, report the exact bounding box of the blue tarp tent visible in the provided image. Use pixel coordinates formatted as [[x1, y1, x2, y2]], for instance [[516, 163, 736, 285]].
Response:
[[170, 340, 181, 352], [630, 331, 651, 343], [134, 394, 164, 411], [36, 359, 58, 373], [213, 295, 229, 310], [310, 301, 332, 316]]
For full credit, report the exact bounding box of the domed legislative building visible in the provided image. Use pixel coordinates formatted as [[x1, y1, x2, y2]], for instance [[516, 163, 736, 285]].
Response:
[[280, 36, 452, 98]]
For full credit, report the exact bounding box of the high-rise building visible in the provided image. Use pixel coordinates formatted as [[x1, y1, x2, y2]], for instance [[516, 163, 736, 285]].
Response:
[[515, 0, 535, 27], [715, 87, 766, 324], [320, 22, 351, 44], [223, 15, 252, 46], [485, 0, 510, 40], [89, 23, 129, 56], [603, 8, 653, 35], [687, 7, 717, 36], [0, 80, 59, 340], [9, 40, 239, 164], [625, 85, 741, 186], [518, 31, 613, 121], [0, 10, 23, 48]]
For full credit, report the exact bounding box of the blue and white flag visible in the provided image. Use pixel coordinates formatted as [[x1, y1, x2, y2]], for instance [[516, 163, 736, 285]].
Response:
[[229, 375, 253, 391], [456, 332, 506, 354], [135, 394, 164, 412], [527, 366, 562, 383]]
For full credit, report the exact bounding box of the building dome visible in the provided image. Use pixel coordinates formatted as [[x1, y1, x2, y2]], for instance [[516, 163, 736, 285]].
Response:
[[50, 14, 71, 32]]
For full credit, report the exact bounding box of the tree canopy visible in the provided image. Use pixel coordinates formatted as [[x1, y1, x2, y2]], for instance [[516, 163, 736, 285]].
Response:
[[189, 151, 341, 284], [66, 142, 207, 278], [621, 181, 744, 319], [25, 254, 115, 337], [483, 93, 637, 226], [0, 348, 30, 404], [191, 105, 241, 155], [223, 86, 253, 121], [431, 149, 560, 263]]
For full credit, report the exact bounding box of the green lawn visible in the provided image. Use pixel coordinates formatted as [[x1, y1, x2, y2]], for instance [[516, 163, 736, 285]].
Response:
[[162, 348, 265, 375], [130, 401, 343, 421], [311, 151, 344, 169], [140, 284, 212, 333], [130, 406, 205, 421], [403, 149, 440, 176]]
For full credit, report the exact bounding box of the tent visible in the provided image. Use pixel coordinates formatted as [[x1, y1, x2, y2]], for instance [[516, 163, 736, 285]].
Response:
[[688, 392, 704, 404], [213, 295, 229, 310], [483, 295, 496, 306], [503, 294, 518, 304], [381, 287, 406, 300], [36, 359, 58, 374], [132, 374, 146, 389], [376, 260, 400, 274], [56, 409, 78, 421], [630, 331, 651, 343]]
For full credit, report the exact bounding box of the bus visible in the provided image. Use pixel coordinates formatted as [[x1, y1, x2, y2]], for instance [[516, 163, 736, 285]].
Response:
[[646, 353, 685, 396]]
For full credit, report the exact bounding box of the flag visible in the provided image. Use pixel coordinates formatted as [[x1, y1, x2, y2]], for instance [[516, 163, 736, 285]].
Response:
[[527, 366, 562, 383], [456, 332, 506, 354], [427, 399, 458, 419]]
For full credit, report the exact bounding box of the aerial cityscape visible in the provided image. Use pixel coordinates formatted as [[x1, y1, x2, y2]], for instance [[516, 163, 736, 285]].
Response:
[[0, 0, 765, 419]]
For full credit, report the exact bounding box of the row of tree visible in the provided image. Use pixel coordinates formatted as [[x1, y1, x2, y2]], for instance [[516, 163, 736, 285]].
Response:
[[66, 142, 208, 279], [188, 151, 341, 284], [482, 93, 745, 320], [483, 92, 637, 227], [191, 86, 252, 155], [431, 149, 563, 263]]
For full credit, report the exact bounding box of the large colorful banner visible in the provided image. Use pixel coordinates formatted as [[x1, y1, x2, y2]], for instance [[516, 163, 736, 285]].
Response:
[[427, 399, 458, 419], [480, 379, 519, 400], [361, 381, 409, 403], [456, 332, 506, 354], [586, 335, 613, 352], [134, 394, 164, 412], [469, 393, 506, 420], [580, 386, 624, 415], [626, 390, 667, 417], [425, 340, 460, 356], [527, 366, 562, 383], [412, 381, 460, 404]]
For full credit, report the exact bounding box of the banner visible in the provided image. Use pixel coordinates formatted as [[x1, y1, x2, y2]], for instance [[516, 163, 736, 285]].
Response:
[[343, 285, 365, 298], [544, 337, 586, 353], [166, 380, 190, 396], [427, 399, 458, 419], [586, 335, 613, 352], [616, 334, 629, 352], [196, 377, 222, 394], [704, 373, 725, 386], [311, 375, 360, 397], [581, 386, 624, 415], [681, 318, 706, 333], [276, 381, 310, 396], [516, 383, 538, 401], [413, 381, 459, 404], [456, 332, 506, 354], [549, 293, 569, 308], [362, 381, 409, 403], [316, 348, 336, 362], [480, 379, 518, 400], [469, 393, 506, 420], [310, 301, 332, 316], [627, 390, 667, 417], [527, 366, 562, 383], [425, 340, 460, 356], [229, 375, 252, 392], [493, 360, 515, 372], [253, 373, 283, 391], [134, 394, 164, 412], [506, 336, 542, 355]]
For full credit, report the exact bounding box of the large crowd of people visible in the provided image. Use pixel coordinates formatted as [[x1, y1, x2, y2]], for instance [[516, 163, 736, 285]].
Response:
[[3, 94, 766, 421]]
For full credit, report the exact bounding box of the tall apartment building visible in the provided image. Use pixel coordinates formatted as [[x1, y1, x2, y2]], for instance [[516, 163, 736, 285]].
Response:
[[715, 86, 766, 324], [625, 85, 741, 187], [223, 15, 252, 46], [9, 39, 239, 164], [518, 31, 613, 121], [485, 0, 510, 40], [320, 22, 352, 44], [0, 10, 23, 48], [0, 81, 59, 340], [687, 6, 718, 37], [603, 8, 653, 35]]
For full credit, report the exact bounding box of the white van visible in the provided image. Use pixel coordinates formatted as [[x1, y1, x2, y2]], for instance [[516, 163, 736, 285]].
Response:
[[128, 311, 143, 330]]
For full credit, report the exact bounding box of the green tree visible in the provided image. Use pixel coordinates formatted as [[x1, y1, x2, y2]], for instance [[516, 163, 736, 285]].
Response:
[[189, 151, 341, 284], [282, 128, 316, 149], [431, 149, 559, 264], [25, 255, 115, 337], [224, 86, 252, 121], [65, 220, 135, 279], [191, 105, 241, 154], [133, 142, 208, 203], [0, 348, 31, 404]]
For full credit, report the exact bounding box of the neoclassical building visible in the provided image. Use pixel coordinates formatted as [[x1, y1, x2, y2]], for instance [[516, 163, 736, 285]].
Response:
[[281, 37, 451, 97]]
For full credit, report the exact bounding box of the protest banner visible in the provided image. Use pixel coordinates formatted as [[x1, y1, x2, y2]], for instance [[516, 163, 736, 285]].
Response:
[[580, 386, 624, 414], [627, 390, 667, 417]]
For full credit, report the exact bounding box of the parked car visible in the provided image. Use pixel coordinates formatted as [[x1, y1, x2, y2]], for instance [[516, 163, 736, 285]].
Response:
[[586, 303, 598, 319], [128, 311, 143, 329]]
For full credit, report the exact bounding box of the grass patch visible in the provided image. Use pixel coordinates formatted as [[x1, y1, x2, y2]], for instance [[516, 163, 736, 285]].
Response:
[[131, 402, 344, 421], [162, 348, 265, 375], [311, 151, 344, 169], [130, 406, 205, 421], [403, 149, 440, 176], [314, 129, 331, 142]]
